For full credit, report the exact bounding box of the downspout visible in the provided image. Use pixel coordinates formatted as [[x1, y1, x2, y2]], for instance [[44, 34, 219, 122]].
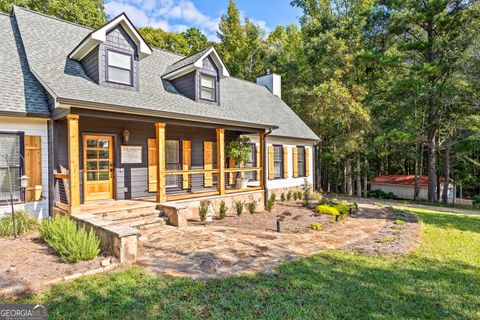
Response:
[[263, 128, 272, 206]]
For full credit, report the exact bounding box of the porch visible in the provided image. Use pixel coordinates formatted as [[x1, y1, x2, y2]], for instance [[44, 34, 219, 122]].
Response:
[[52, 109, 266, 215]]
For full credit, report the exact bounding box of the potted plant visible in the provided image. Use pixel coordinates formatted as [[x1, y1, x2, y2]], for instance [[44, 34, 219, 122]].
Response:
[[226, 137, 253, 189]]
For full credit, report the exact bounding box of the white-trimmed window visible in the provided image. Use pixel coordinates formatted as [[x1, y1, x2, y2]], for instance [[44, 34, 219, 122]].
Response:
[[273, 145, 283, 179], [107, 50, 132, 85], [297, 146, 306, 177], [165, 140, 180, 188], [200, 74, 216, 101], [0, 133, 22, 204]]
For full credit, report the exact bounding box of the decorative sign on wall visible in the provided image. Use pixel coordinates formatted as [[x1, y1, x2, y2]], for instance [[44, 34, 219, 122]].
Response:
[[121, 145, 142, 164]]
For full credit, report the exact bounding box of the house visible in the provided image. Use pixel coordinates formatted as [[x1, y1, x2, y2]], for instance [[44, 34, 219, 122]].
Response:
[[0, 7, 318, 219], [370, 175, 454, 203]]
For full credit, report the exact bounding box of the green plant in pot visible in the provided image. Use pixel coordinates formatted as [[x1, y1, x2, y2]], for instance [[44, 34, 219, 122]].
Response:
[[226, 137, 253, 189]]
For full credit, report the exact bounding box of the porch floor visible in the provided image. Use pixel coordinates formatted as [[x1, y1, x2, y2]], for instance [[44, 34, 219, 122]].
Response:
[[79, 198, 157, 215]]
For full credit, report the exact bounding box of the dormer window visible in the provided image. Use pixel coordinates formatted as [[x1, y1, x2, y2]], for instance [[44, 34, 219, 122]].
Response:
[[200, 74, 216, 101], [107, 50, 133, 85]]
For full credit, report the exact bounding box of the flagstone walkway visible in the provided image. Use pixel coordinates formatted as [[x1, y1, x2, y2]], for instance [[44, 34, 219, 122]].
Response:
[[137, 203, 394, 278]]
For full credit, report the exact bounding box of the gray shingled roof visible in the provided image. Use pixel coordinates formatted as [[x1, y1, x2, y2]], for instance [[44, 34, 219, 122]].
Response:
[[164, 46, 213, 75], [0, 13, 49, 116], [12, 7, 318, 140]]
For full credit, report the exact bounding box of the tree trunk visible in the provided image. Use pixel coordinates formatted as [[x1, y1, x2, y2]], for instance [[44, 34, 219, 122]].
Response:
[[427, 94, 438, 202], [413, 140, 423, 200], [334, 164, 341, 194], [441, 143, 451, 204], [363, 158, 368, 197], [345, 159, 352, 196], [355, 153, 362, 197]]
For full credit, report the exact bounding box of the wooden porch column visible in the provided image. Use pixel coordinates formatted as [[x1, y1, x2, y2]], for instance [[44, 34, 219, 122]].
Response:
[[155, 123, 167, 203], [67, 114, 80, 214], [259, 131, 265, 189], [217, 128, 225, 195]]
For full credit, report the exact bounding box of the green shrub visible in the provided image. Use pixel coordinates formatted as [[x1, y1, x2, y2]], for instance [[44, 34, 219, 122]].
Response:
[[473, 195, 480, 208], [293, 192, 298, 201], [310, 223, 323, 230], [247, 201, 257, 214], [266, 194, 276, 213], [333, 203, 350, 215], [39, 216, 100, 263], [219, 200, 228, 220], [302, 178, 312, 207], [368, 189, 398, 200], [315, 205, 340, 216], [235, 200, 245, 216], [281, 193, 286, 202], [287, 191, 293, 201], [296, 191, 303, 200], [0, 210, 38, 237], [199, 201, 209, 222]]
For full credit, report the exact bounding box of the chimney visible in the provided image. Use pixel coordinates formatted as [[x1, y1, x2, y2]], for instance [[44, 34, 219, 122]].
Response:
[[256, 69, 281, 98]]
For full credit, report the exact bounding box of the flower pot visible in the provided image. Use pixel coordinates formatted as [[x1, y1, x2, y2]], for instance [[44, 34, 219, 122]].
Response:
[[236, 178, 249, 189]]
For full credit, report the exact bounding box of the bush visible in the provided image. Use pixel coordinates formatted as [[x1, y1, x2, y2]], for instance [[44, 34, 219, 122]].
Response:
[[296, 191, 303, 200], [266, 194, 276, 213], [0, 210, 38, 237], [302, 178, 312, 207], [287, 191, 293, 201], [310, 223, 323, 230], [293, 192, 298, 201], [219, 200, 228, 220], [199, 201, 209, 222], [473, 195, 480, 208], [40, 216, 100, 263], [333, 203, 350, 215], [315, 205, 340, 216], [368, 189, 398, 200], [281, 193, 286, 202], [235, 200, 245, 216], [247, 201, 257, 214]]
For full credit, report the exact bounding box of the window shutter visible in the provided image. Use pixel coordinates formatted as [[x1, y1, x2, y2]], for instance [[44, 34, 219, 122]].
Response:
[[24, 136, 42, 202], [204, 141, 213, 187], [293, 147, 298, 178], [182, 140, 191, 189], [255, 144, 260, 181], [283, 146, 288, 179], [228, 158, 235, 184], [147, 138, 157, 192], [305, 147, 310, 177], [268, 145, 274, 180]]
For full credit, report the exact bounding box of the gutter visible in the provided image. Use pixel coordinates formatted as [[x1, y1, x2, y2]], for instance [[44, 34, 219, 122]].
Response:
[[263, 128, 273, 206]]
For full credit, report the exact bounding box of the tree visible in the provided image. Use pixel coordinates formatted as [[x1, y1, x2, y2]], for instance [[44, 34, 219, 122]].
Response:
[[182, 27, 210, 54], [0, 0, 107, 28], [138, 27, 190, 55], [380, 0, 479, 201]]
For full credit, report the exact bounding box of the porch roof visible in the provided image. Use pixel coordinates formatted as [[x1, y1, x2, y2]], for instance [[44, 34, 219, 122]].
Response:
[[12, 7, 319, 141]]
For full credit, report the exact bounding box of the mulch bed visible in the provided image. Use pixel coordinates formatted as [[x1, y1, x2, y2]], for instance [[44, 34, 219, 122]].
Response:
[[203, 201, 334, 234], [0, 232, 112, 298], [341, 207, 420, 256]]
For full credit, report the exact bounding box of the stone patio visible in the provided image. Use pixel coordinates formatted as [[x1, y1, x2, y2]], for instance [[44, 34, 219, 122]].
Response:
[[137, 203, 389, 278]]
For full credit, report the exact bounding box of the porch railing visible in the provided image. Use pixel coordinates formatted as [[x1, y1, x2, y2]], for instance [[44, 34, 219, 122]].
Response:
[[53, 172, 70, 211]]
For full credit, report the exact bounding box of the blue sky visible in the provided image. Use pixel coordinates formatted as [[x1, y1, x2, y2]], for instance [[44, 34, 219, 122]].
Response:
[[105, 0, 302, 40]]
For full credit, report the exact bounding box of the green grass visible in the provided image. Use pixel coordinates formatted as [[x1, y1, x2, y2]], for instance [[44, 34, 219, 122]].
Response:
[[14, 207, 480, 319]]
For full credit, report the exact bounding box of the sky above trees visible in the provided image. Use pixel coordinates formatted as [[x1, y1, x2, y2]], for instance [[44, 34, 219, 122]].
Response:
[[104, 0, 302, 40]]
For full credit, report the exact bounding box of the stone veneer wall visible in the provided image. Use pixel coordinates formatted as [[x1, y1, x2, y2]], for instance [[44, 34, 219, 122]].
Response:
[[268, 186, 304, 198]]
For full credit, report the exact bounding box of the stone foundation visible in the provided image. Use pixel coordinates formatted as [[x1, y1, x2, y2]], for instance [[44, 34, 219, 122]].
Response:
[[160, 190, 265, 224], [268, 186, 304, 198]]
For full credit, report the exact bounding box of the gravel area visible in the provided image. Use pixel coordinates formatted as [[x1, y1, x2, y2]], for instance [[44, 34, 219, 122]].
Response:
[[341, 207, 420, 255], [204, 201, 334, 234], [0, 233, 111, 297]]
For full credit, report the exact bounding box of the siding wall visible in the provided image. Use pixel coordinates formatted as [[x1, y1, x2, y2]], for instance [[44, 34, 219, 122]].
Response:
[[171, 72, 196, 100], [81, 46, 99, 84], [370, 182, 455, 203], [0, 117, 49, 218], [245, 135, 314, 190]]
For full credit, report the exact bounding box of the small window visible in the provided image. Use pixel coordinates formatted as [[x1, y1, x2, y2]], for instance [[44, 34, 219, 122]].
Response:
[[0, 133, 23, 204], [297, 146, 306, 177], [165, 140, 180, 188], [107, 50, 132, 85], [273, 145, 283, 179], [244, 143, 256, 180], [200, 74, 216, 101]]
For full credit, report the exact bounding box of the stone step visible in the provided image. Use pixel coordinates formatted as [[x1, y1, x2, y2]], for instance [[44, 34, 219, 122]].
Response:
[[108, 211, 161, 224], [129, 217, 168, 229], [94, 204, 159, 219]]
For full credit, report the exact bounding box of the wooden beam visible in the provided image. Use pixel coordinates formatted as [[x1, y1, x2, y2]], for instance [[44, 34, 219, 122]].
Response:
[[155, 123, 167, 203], [67, 114, 80, 214], [216, 128, 225, 195], [259, 132, 265, 189]]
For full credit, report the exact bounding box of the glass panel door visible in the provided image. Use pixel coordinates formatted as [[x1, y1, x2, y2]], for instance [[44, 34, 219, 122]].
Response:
[[83, 135, 114, 201]]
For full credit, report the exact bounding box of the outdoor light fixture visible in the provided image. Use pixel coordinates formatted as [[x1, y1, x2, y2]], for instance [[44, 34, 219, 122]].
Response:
[[20, 175, 29, 188], [122, 129, 130, 144], [277, 219, 281, 233]]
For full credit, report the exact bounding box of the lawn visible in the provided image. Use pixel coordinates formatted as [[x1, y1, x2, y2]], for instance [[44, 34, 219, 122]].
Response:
[[13, 207, 480, 319]]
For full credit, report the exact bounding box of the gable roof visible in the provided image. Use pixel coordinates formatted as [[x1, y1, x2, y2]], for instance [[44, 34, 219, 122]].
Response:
[[163, 46, 230, 80], [69, 12, 152, 61], [11, 7, 319, 140], [371, 175, 429, 186], [0, 13, 49, 117]]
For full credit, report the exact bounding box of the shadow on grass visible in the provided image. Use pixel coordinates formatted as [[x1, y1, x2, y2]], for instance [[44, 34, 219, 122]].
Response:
[[16, 252, 480, 320], [405, 207, 480, 234]]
